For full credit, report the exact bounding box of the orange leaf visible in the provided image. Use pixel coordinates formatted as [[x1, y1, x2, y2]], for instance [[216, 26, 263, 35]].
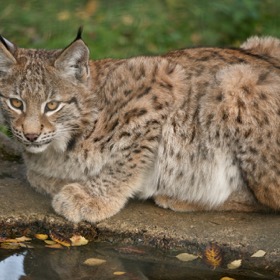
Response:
[[45, 243, 64, 249], [113, 271, 126, 276], [35, 234, 48, 240], [203, 243, 222, 269], [49, 230, 71, 247]]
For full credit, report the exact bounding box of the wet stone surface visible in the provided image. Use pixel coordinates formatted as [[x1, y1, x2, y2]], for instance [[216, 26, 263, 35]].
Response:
[[0, 132, 279, 277]]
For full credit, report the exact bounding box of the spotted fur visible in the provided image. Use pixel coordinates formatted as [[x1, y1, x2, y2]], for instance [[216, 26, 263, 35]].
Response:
[[0, 33, 279, 223]]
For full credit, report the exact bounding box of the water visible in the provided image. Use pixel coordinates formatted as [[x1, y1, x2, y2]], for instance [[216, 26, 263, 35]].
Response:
[[0, 242, 278, 280]]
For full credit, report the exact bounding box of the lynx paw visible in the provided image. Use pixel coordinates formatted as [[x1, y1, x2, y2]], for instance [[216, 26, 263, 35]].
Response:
[[52, 184, 87, 223], [52, 183, 109, 223]]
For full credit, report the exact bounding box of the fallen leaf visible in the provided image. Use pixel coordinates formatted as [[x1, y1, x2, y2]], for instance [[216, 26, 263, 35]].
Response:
[[19, 243, 34, 249], [203, 243, 222, 269], [0, 242, 21, 250], [175, 252, 198, 262], [35, 234, 48, 240], [227, 259, 242, 269], [45, 243, 64, 249], [49, 231, 71, 247], [0, 236, 31, 243], [220, 277, 236, 280], [44, 240, 57, 245], [70, 235, 88, 246], [251, 250, 266, 258], [113, 271, 126, 276], [15, 236, 32, 242], [0, 236, 33, 249], [84, 258, 106, 266], [0, 238, 17, 243]]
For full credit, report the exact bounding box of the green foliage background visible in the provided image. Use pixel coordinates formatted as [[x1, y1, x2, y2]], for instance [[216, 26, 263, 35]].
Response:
[[0, 0, 279, 59]]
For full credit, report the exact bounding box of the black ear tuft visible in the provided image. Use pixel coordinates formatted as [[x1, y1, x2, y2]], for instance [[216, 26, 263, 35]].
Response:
[[54, 30, 89, 83], [0, 35, 16, 54], [0, 35, 9, 50], [75, 26, 83, 41], [0, 35, 17, 70]]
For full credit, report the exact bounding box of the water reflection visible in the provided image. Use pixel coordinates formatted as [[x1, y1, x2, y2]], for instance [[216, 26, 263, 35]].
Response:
[[0, 252, 26, 280], [0, 243, 277, 280]]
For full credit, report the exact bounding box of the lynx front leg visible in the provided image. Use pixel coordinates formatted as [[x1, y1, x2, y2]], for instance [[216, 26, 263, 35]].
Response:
[[53, 112, 162, 223], [52, 145, 158, 223], [52, 181, 127, 223], [52, 163, 152, 223], [27, 169, 70, 196]]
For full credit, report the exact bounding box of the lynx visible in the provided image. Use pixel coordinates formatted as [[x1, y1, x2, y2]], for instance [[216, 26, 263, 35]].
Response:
[[0, 29, 279, 223]]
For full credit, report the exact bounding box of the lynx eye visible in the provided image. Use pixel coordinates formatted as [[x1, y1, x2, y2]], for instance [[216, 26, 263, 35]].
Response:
[[45, 101, 60, 112], [10, 98, 23, 110]]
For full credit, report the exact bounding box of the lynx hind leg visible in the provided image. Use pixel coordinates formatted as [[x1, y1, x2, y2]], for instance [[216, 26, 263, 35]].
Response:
[[154, 195, 205, 212], [214, 64, 280, 211], [216, 189, 269, 212], [154, 190, 267, 213]]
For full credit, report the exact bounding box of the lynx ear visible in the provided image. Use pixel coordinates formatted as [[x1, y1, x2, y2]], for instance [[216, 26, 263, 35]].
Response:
[[0, 36, 17, 73], [54, 30, 90, 83]]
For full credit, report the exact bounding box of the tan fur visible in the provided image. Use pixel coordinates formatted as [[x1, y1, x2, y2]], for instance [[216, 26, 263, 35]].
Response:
[[0, 34, 279, 223], [241, 36, 280, 61]]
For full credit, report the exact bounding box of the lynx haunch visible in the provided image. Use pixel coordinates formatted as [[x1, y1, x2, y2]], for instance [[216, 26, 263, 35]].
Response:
[[0, 29, 279, 223]]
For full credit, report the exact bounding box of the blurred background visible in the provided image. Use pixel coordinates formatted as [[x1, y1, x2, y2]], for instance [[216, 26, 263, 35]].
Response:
[[0, 0, 279, 58]]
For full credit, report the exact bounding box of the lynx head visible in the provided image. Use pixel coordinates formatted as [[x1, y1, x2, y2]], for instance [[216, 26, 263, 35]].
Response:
[[0, 28, 92, 154]]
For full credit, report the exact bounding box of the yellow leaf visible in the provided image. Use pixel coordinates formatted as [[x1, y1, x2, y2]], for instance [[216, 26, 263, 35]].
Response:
[[113, 271, 126, 276], [203, 243, 222, 269], [251, 250, 266, 258], [0, 236, 31, 243], [19, 243, 34, 249], [227, 259, 242, 269], [84, 258, 106, 266], [1, 242, 21, 250], [220, 277, 236, 280], [15, 236, 32, 242], [44, 240, 57, 245], [1, 238, 18, 243], [35, 234, 48, 240], [70, 235, 88, 246], [176, 253, 198, 262], [45, 243, 63, 249]]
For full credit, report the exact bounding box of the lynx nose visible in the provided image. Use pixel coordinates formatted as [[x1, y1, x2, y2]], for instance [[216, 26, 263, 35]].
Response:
[[24, 133, 40, 142]]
